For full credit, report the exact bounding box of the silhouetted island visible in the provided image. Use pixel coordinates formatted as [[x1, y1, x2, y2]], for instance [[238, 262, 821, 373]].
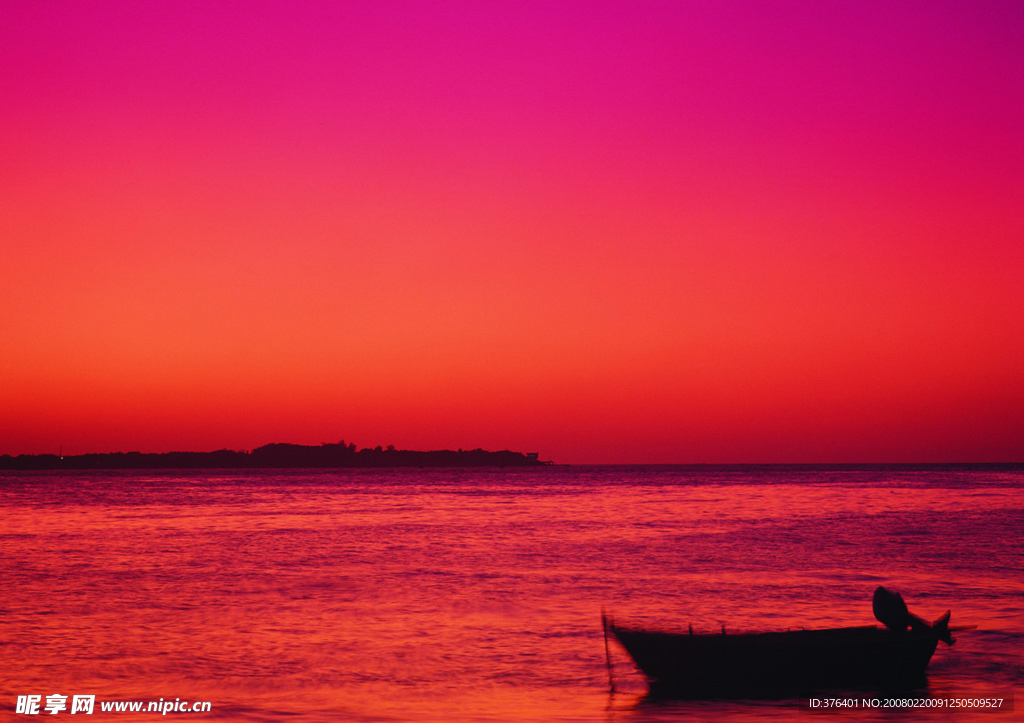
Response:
[[0, 442, 551, 470]]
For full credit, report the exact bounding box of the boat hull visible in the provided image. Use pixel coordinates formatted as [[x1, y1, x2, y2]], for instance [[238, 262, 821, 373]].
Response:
[[609, 624, 939, 697]]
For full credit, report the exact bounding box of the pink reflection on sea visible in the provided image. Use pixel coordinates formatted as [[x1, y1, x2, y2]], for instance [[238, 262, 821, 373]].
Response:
[[1, 466, 1021, 721]]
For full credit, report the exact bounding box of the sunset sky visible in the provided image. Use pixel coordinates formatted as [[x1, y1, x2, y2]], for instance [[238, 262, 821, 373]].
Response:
[[2, 1, 1022, 463]]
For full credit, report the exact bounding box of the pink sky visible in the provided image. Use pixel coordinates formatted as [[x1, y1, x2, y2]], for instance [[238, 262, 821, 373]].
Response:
[[2, 1, 1022, 462]]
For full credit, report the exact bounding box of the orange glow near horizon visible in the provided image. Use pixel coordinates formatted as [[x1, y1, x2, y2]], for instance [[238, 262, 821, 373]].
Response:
[[2, 1, 1023, 462]]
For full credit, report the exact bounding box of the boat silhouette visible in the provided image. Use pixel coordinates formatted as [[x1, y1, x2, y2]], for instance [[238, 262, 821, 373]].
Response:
[[604, 587, 959, 697]]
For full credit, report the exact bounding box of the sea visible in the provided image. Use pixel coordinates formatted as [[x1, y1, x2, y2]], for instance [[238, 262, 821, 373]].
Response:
[[1, 465, 1020, 721]]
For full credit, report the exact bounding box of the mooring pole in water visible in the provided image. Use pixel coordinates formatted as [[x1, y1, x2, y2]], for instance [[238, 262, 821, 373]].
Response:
[[601, 608, 616, 695]]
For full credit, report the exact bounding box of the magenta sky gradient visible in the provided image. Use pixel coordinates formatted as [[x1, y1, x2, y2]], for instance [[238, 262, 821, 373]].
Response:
[[2, 1, 1022, 462]]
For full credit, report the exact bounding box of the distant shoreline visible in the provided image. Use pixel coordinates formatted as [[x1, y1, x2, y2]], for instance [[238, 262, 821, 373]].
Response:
[[0, 442, 551, 470]]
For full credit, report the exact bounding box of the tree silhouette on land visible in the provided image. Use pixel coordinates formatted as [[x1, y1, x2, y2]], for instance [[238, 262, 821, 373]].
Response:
[[0, 442, 550, 470]]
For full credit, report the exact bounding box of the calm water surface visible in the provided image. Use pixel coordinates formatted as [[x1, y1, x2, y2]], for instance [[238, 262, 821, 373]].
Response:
[[2, 465, 1021, 721]]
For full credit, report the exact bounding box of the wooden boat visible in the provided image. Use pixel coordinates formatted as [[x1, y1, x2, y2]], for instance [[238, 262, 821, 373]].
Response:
[[605, 587, 955, 697]]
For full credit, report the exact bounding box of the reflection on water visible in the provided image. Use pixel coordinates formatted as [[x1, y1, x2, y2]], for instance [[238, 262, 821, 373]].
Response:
[[1, 466, 1021, 721]]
